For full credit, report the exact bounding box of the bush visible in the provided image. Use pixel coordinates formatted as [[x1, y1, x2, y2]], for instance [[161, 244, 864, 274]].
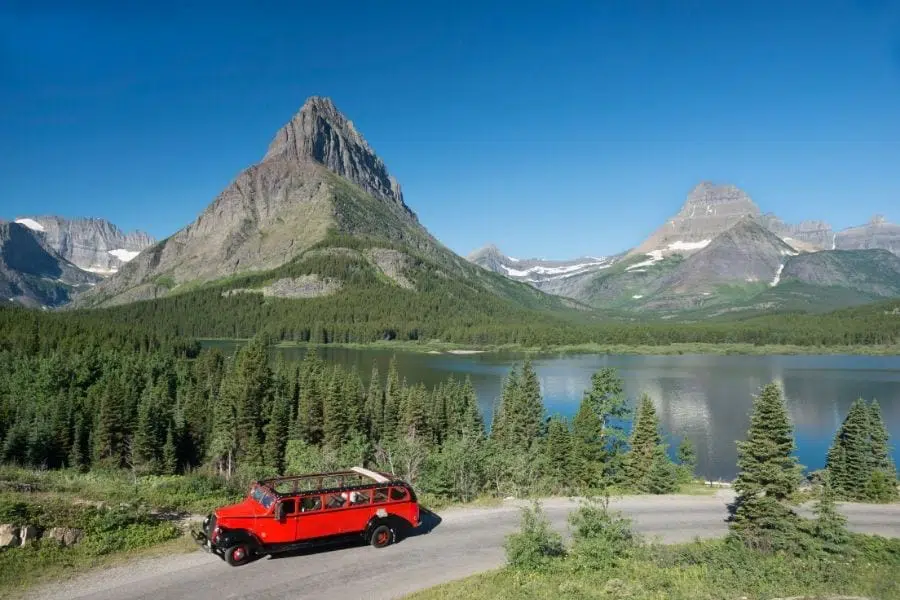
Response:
[[504, 501, 565, 571], [567, 496, 637, 571]]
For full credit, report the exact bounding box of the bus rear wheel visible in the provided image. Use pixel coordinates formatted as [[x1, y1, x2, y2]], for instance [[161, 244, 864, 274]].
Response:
[[369, 524, 394, 548]]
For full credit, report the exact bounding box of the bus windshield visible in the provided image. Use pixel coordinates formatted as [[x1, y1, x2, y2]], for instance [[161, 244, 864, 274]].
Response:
[[250, 485, 276, 509]]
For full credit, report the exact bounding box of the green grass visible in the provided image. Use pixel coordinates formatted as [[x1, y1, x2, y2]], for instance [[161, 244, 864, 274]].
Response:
[[407, 535, 900, 600], [0, 467, 244, 596]]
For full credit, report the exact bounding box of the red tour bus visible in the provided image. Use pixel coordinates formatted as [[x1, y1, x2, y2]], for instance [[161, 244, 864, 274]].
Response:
[[193, 466, 420, 566]]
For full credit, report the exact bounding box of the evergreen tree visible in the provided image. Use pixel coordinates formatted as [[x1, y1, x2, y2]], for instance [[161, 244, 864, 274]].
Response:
[[517, 360, 544, 444], [364, 362, 383, 440], [646, 445, 678, 494], [382, 357, 401, 441], [826, 399, 873, 499], [571, 395, 605, 488], [868, 400, 896, 477], [263, 388, 291, 473], [133, 386, 160, 471], [543, 416, 574, 491], [676, 437, 697, 483], [490, 366, 519, 448], [400, 383, 430, 442], [728, 382, 803, 553], [582, 367, 630, 480], [625, 394, 662, 490], [68, 413, 86, 470], [297, 351, 324, 444], [162, 424, 178, 475], [207, 385, 237, 477], [809, 472, 849, 554], [93, 377, 127, 467], [323, 369, 350, 449], [230, 336, 271, 466], [457, 376, 484, 439]]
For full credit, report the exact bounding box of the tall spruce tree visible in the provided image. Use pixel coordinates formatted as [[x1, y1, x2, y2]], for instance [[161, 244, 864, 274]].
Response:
[[728, 382, 803, 552], [809, 471, 849, 554], [543, 416, 574, 491], [625, 394, 663, 490], [323, 369, 350, 449], [162, 424, 178, 475], [582, 367, 630, 480], [868, 400, 896, 477], [364, 362, 383, 440], [263, 388, 291, 473], [382, 357, 401, 441], [571, 395, 605, 489], [676, 437, 697, 483], [296, 351, 324, 444], [457, 377, 484, 439], [826, 399, 873, 499]]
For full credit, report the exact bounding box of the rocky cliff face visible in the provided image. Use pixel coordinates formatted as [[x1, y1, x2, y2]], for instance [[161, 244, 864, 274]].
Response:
[[14, 216, 154, 274], [467, 244, 614, 298], [781, 248, 900, 297], [75, 97, 449, 307], [0, 222, 100, 307], [835, 216, 900, 254]]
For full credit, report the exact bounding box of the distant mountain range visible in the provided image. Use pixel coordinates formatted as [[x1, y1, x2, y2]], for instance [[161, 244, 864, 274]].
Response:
[[4, 98, 899, 320], [470, 182, 900, 315]]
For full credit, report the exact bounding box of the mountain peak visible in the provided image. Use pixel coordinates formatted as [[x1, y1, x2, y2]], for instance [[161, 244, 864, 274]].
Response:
[[263, 96, 408, 214]]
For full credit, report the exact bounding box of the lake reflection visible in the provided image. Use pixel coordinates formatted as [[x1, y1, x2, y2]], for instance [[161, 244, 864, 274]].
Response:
[[204, 342, 900, 480]]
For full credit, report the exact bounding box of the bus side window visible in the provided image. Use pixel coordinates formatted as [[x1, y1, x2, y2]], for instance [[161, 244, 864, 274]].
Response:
[[281, 498, 297, 514], [389, 487, 408, 501], [373, 487, 389, 503], [349, 489, 371, 506], [300, 495, 322, 512], [324, 492, 346, 509]]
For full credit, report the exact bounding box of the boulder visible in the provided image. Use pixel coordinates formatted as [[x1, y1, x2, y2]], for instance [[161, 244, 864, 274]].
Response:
[[19, 525, 39, 546], [45, 527, 84, 547], [0, 523, 19, 548]]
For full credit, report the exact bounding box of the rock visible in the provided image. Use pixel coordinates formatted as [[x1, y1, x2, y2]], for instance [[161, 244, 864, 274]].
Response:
[[14, 216, 154, 275], [74, 96, 435, 308], [0, 524, 19, 547], [0, 222, 102, 308], [45, 527, 84, 547], [18, 525, 39, 546], [835, 215, 900, 256]]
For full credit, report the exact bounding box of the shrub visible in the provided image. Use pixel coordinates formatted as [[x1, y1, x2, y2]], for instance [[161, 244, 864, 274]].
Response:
[[567, 496, 637, 571], [504, 501, 565, 571]]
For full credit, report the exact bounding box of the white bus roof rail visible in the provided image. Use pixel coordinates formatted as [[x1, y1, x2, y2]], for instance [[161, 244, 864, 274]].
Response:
[[350, 466, 390, 483]]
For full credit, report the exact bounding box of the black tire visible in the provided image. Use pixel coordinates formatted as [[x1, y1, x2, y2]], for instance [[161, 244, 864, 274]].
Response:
[[225, 543, 252, 567], [369, 524, 394, 548]]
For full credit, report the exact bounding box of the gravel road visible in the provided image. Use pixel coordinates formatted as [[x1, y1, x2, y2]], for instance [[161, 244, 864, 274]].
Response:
[[33, 491, 900, 600]]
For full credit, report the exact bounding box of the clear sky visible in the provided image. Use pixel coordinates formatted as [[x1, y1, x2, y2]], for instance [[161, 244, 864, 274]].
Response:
[[2, 1, 900, 259]]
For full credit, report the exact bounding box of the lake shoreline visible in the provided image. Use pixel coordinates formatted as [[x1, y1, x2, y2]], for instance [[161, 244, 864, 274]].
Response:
[[199, 339, 900, 357]]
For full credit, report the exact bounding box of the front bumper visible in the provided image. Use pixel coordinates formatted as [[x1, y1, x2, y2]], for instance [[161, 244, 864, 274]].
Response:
[[191, 515, 223, 556]]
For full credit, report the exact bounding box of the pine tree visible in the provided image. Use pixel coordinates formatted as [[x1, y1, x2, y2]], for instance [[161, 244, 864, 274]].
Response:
[[517, 360, 544, 445], [457, 377, 484, 439], [382, 357, 401, 441], [868, 400, 896, 477], [728, 382, 803, 553], [572, 395, 605, 489], [133, 387, 159, 471], [809, 472, 849, 554], [429, 383, 449, 445], [490, 366, 519, 448], [162, 424, 178, 475], [297, 352, 324, 444], [323, 369, 350, 449], [582, 367, 630, 480], [625, 394, 662, 490], [231, 336, 271, 466], [646, 445, 678, 494], [543, 416, 574, 491], [826, 399, 873, 499], [93, 377, 127, 467], [263, 388, 291, 473], [342, 367, 365, 437], [401, 384, 430, 442], [68, 413, 86, 470], [364, 362, 383, 440], [676, 437, 697, 483], [207, 384, 237, 477]]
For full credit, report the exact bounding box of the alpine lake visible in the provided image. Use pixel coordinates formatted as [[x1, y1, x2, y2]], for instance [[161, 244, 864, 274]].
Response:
[[202, 342, 900, 481]]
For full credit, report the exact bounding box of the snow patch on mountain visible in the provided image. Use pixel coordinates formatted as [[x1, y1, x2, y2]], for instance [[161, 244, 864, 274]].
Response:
[[667, 239, 711, 251], [626, 250, 664, 271], [15, 218, 45, 232], [770, 264, 784, 287], [108, 249, 140, 262], [501, 259, 609, 278]]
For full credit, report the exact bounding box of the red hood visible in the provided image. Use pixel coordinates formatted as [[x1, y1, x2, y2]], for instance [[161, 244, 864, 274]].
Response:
[[215, 498, 269, 520]]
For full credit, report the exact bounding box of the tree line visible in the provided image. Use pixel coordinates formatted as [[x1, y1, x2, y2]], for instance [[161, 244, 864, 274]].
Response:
[[1, 306, 895, 506]]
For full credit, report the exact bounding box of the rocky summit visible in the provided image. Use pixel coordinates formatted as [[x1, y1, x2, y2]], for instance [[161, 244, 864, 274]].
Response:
[[14, 216, 154, 275], [75, 97, 444, 307]]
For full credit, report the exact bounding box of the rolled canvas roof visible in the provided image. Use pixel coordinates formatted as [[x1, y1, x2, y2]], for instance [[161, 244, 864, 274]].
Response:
[[351, 466, 390, 483]]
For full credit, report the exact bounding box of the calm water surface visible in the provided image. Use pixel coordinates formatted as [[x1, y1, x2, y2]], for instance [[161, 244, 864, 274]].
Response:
[[205, 342, 900, 480]]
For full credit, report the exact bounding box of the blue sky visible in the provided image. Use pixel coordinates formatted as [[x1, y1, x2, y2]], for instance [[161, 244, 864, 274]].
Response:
[[2, 1, 900, 259]]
